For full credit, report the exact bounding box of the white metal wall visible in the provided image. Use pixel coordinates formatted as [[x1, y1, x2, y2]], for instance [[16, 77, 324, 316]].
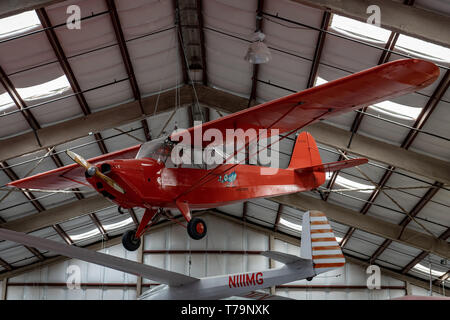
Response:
[[1, 214, 443, 300]]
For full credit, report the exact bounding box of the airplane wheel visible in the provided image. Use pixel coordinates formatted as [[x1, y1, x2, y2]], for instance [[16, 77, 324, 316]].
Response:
[[187, 217, 207, 240], [122, 229, 141, 251], [306, 277, 313, 281]]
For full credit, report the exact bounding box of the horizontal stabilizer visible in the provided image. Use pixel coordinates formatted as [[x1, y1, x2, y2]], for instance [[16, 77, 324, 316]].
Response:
[[295, 158, 368, 174], [0, 228, 198, 287], [261, 251, 312, 266]]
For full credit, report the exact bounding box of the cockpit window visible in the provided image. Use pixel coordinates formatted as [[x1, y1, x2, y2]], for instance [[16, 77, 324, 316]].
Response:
[[136, 135, 173, 163]]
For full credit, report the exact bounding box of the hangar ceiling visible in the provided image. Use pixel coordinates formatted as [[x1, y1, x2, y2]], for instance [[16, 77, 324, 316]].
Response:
[[0, 0, 448, 295]]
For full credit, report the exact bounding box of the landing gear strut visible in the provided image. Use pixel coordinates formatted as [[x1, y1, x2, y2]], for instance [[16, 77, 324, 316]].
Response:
[[187, 217, 207, 240], [122, 229, 141, 251]]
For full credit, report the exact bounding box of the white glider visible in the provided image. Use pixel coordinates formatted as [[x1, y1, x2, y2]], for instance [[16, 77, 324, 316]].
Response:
[[0, 211, 345, 300]]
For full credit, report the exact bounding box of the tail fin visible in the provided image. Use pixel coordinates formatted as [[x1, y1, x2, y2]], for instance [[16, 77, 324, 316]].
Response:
[[289, 132, 368, 180], [288, 132, 322, 170], [300, 211, 345, 275]]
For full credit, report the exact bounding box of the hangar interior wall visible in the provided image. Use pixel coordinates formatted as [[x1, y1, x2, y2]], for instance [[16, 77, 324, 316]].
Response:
[[1, 214, 443, 300]]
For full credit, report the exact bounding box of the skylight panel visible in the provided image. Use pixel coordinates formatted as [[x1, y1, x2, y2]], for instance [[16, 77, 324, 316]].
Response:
[[396, 34, 450, 63], [369, 100, 422, 121], [70, 228, 101, 241], [335, 176, 374, 193], [0, 11, 41, 39], [412, 263, 445, 277], [18, 75, 71, 101], [326, 173, 375, 193], [0, 93, 14, 113], [0, 75, 71, 114], [314, 76, 328, 86], [279, 217, 302, 232], [103, 217, 134, 231], [330, 14, 391, 44], [69, 217, 134, 241]]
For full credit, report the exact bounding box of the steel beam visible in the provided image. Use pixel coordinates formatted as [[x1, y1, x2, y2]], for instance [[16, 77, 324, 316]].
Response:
[[273, 204, 283, 231], [402, 70, 450, 149], [247, 0, 265, 108], [289, 0, 450, 48], [128, 208, 139, 228], [1, 278, 7, 300], [196, 0, 208, 86], [242, 201, 248, 221], [89, 213, 109, 241], [0, 66, 40, 133], [106, 0, 151, 141], [173, 0, 189, 84], [0, 161, 45, 213], [36, 8, 109, 155], [52, 225, 73, 245], [306, 11, 331, 89], [24, 246, 45, 261], [0, 258, 13, 271]]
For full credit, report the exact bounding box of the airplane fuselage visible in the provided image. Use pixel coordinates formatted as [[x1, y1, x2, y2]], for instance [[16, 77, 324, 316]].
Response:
[[139, 260, 315, 300], [86, 157, 325, 210]]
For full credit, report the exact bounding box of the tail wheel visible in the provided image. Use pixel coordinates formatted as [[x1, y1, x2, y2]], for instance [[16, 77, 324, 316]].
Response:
[[122, 229, 141, 251], [187, 217, 207, 240]]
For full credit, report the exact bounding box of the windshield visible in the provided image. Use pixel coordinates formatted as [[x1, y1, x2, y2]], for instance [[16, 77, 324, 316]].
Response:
[[136, 135, 174, 163]]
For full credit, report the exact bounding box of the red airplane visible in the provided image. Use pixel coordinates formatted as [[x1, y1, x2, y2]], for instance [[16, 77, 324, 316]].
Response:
[[8, 59, 439, 251]]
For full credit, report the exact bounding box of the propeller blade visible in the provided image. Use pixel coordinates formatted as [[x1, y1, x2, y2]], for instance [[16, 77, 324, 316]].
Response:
[[96, 171, 126, 194], [66, 150, 92, 170], [65, 150, 125, 194]]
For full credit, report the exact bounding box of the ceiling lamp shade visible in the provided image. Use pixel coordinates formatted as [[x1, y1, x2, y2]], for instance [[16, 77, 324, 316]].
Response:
[[244, 31, 272, 64]]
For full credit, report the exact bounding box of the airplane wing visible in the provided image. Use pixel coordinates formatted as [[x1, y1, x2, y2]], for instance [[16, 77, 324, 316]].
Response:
[[0, 228, 199, 287], [7, 145, 140, 190], [171, 59, 438, 199], [171, 59, 439, 147]]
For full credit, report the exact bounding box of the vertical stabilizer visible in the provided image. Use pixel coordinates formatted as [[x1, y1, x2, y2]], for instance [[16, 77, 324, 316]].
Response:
[[300, 211, 345, 275], [288, 132, 322, 169]]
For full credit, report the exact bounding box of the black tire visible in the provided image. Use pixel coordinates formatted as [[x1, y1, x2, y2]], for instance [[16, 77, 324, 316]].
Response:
[[306, 277, 314, 281], [187, 217, 207, 240], [122, 229, 141, 251]]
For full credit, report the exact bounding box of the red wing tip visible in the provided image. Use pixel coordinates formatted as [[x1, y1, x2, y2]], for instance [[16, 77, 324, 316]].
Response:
[[392, 58, 440, 81]]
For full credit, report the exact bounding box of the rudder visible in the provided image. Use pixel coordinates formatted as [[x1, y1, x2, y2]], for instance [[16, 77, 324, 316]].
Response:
[[288, 132, 322, 170], [300, 211, 345, 275]]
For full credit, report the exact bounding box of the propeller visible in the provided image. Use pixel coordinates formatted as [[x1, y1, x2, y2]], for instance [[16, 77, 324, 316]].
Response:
[[66, 150, 125, 194]]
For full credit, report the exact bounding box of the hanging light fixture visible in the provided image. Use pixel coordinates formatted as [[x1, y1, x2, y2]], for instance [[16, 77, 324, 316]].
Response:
[[244, 31, 271, 64]]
